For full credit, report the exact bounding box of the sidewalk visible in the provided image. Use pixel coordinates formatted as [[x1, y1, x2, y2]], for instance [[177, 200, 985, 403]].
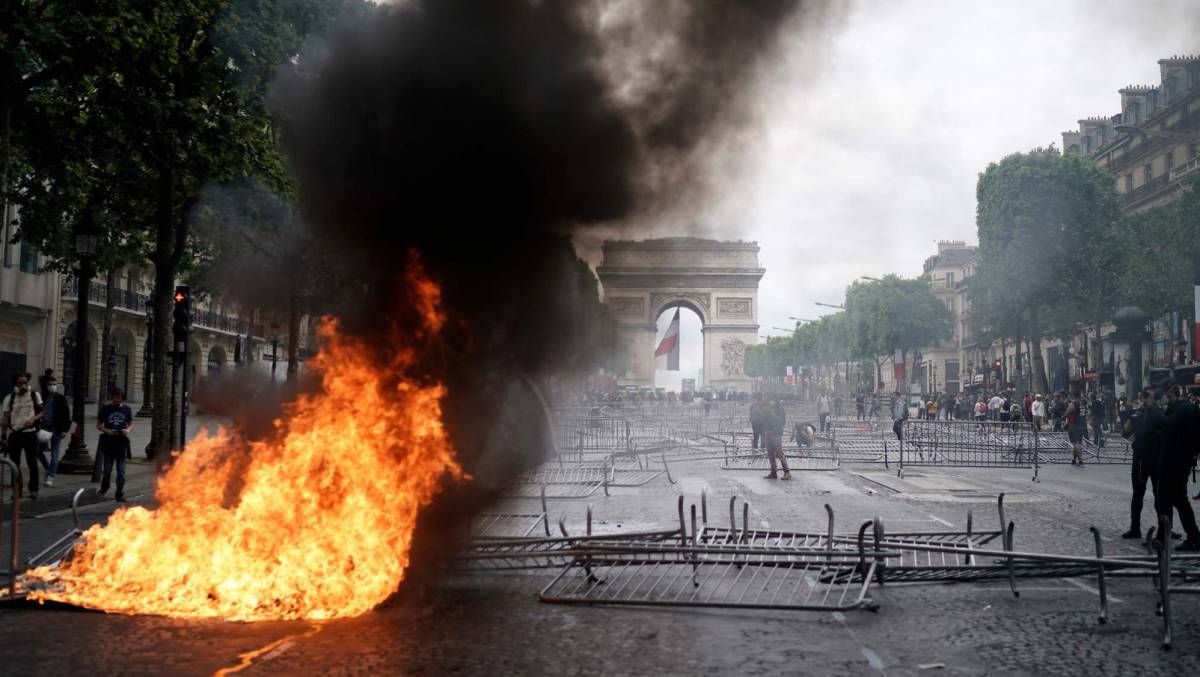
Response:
[[5, 404, 229, 518]]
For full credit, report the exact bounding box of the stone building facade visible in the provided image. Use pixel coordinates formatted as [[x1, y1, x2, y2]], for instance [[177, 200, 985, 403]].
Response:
[[597, 238, 763, 392]]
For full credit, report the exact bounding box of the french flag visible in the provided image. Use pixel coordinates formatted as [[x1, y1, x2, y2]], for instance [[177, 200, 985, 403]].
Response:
[[655, 307, 681, 371]]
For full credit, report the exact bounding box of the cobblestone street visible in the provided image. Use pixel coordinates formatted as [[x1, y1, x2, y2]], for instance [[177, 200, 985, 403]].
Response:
[[2, 435, 1197, 676]]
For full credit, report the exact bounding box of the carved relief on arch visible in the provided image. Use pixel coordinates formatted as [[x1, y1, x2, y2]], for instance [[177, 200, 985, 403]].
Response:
[[607, 296, 645, 319], [717, 297, 753, 318]]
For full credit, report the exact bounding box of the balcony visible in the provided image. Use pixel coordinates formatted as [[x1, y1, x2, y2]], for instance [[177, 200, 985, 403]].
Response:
[[62, 277, 267, 337], [1170, 156, 1200, 182], [1122, 173, 1170, 207]]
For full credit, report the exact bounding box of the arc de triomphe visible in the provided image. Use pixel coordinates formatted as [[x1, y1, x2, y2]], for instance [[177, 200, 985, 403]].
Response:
[[596, 237, 763, 390]]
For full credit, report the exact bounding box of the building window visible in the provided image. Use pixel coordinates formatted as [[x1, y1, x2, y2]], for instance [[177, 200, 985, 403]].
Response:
[[1191, 143, 1198, 160], [1125, 174, 1133, 192], [18, 242, 37, 273], [1166, 149, 1175, 172], [1081, 136, 1091, 154], [946, 272, 955, 287], [1144, 164, 1153, 184]]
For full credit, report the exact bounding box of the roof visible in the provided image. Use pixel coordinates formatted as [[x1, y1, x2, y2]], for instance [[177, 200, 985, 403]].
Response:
[[928, 247, 979, 269]]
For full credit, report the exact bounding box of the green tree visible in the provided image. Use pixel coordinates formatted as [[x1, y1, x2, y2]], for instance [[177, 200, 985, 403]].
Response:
[[975, 147, 1122, 393], [845, 274, 953, 390]]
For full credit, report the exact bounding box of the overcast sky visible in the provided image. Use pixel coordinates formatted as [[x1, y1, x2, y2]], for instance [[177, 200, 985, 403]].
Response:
[[645, 0, 1199, 390]]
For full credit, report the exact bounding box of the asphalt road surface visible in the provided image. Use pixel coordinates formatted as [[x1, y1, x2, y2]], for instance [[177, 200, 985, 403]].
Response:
[[2, 440, 1198, 676]]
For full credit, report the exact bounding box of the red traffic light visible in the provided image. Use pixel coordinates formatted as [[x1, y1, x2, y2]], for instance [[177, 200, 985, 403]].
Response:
[[173, 292, 186, 303], [993, 359, 1001, 368]]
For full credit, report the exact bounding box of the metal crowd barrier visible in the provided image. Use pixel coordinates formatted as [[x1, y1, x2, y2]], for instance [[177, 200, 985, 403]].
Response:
[[0, 458, 20, 600], [899, 419, 1040, 481], [1155, 515, 1200, 649]]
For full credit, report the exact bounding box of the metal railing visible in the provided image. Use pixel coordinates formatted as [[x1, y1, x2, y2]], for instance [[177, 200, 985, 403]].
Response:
[[898, 419, 1040, 480]]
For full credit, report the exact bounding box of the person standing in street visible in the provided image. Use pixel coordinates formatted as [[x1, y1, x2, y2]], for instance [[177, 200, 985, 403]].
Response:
[[37, 375, 71, 487], [817, 392, 831, 432], [855, 391, 865, 421], [988, 392, 1003, 421], [96, 387, 134, 502], [749, 393, 766, 451], [1031, 394, 1046, 431], [869, 392, 881, 419], [2, 373, 44, 499], [1123, 388, 1166, 539], [762, 398, 792, 480], [1064, 392, 1085, 466], [891, 390, 909, 442], [1089, 393, 1106, 447], [1161, 388, 1199, 550]]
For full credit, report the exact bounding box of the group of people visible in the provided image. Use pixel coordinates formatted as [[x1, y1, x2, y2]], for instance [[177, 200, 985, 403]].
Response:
[[1, 370, 134, 502], [748, 394, 792, 480], [1121, 386, 1199, 552]]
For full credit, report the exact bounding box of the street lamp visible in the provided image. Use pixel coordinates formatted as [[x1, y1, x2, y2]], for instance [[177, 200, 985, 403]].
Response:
[[58, 222, 100, 475], [789, 317, 816, 322], [1113, 124, 1195, 141], [860, 276, 883, 282], [814, 302, 846, 310]]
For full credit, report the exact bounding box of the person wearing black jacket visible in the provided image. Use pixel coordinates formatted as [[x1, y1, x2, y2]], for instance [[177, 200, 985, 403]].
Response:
[[1162, 388, 1200, 550], [1122, 388, 1167, 539], [38, 376, 71, 487]]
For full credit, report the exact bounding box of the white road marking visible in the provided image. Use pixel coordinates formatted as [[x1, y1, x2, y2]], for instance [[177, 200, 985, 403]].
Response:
[[927, 515, 954, 527], [1061, 577, 1123, 603]]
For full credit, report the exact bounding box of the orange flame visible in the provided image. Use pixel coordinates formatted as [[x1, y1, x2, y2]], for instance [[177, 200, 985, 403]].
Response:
[[27, 275, 462, 621]]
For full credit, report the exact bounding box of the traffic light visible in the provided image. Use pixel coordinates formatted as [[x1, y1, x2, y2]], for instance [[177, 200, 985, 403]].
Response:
[[993, 359, 1001, 370], [172, 285, 191, 348]]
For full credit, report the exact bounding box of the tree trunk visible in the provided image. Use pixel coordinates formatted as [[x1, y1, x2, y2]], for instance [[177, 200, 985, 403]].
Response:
[[98, 268, 116, 404], [150, 165, 183, 462], [0, 102, 10, 238], [1029, 307, 1049, 394], [1000, 337, 1007, 389], [1014, 332, 1024, 397]]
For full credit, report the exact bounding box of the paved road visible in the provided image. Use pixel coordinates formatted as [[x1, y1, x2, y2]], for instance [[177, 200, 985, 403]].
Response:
[[1, 439, 1198, 676]]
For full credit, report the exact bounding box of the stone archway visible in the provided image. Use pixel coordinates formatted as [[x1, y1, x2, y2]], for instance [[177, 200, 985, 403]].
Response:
[[207, 345, 227, 376], [109, 327, 137, 398], [597, 237, 763, 390]]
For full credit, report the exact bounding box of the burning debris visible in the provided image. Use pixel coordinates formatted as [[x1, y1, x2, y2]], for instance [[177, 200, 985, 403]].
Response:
[[25, 271, 462, 621]]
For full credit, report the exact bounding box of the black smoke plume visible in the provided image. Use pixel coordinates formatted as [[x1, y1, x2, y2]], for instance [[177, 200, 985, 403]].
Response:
[[269, 0, 806, 552]]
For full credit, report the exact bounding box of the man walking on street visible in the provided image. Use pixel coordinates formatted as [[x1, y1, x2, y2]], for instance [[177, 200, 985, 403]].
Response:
[[97, 387, 134, 502], [855, 390, 865, 421], [1161, 388, 1199, 550], [1123, 388, 1167, 539], [762, 398, 792, 480], [37, 375, 71, 487], [1065, 392, 1086, 466], [2, 373, 43, 499]]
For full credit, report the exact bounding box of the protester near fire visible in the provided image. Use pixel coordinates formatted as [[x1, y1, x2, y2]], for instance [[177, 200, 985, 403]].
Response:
[[762, 399, 791, 480], [1161, 388, 1200, 550], [96, 387, 134, 502], [1123, 388, 1166, 539], [1, 372, 44, 499], [37, 375, 71, 487]]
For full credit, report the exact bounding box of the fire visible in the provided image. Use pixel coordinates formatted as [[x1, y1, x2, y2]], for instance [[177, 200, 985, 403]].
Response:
[[26, 275, 463, 621]]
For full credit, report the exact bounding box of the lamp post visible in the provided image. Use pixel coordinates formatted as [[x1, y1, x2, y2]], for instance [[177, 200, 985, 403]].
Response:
[[814, 302, 846, 310], [58, 224, 100, 474], [137, 306, 154, 418]]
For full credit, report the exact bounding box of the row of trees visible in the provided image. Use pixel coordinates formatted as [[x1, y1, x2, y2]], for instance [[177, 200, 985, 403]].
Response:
[[744, 275, 953, 392], [748, 146, 1198, 396], [2, 0, 374, 456], [973, 147, 1200, 395]]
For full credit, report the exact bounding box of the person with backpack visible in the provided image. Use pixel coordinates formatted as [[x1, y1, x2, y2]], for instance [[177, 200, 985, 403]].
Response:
[[96, 387, 134, 502], [2, 372, 44, 499], [37, 375, 71, 487]]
